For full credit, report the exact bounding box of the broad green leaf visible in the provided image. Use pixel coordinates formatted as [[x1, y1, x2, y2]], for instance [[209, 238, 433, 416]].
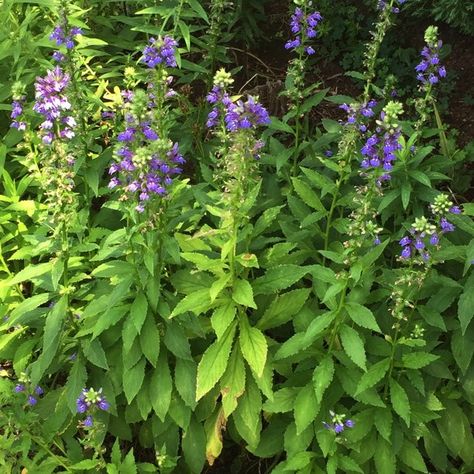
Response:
[[140, 313, 160, 367], [338, 455, 364, 473], [356, 358, 390, 395], [399, 440, 428, 473], [239, 317, 267, 377], [170, 288, 211, 318], [340, 324, 367, 371], [294, 383, 319, 434], [390, 379, 410, 427], [233, 377, 262, 448], [8, 261, 53, 286], [30, 296, 67, 385], [263, 387, 298, 413], [220, 345, 246, 417], [131, 292, 148, 334], [91, 260, 134, 278], [175, 358, 197, 409], [182, 416, 206, 474], [233, 279, 256, 308], [83, 338, 109, 370], [373, 407, 393, 442], [149, 351, 172, 420], [313, 356, 334, 403], [374, 436, 396, 474], [274, 312, 335, 360], [196, 322, 236, 401], [291, 177, 325, 211], [252, 265, 309, 295], [210, 275, 230, 302], [436, 400, 466, 457], [187, 0, 209, 22], [211, 299, 236, 340], [123, 357, 146, 404], [0, 327, 26, 353], [345, 302, 381, 332], [459, 272, 474, 334], [402, 352, 439, 369], [258, 288, 310, 330], [164, 320, 192, 360], [6, 293, 50, 326], [65, 359, 87, 414]]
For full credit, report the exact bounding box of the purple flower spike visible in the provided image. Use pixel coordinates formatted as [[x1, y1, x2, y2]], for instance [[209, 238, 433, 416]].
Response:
[[286, 7, 322, 55]]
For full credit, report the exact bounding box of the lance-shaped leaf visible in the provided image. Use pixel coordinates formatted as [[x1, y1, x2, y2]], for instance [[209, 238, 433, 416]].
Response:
[[196, 322, 236, 401], [239, 316, 267, 377]]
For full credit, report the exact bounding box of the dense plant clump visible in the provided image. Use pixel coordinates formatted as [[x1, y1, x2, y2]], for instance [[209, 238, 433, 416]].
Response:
[[0, 0, 473, 473]]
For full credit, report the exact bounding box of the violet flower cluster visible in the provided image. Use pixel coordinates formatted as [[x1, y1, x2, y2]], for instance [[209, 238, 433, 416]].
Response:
[[50, 25, 82, 50], [206, 69, 270, 132], [11, 97, 26, 131], [224, 96, 271, 132], [76, 387, 109, 427], [285, 4, 322, 55], [323, 411, 354, 434], [108, 93, 184, 213], [14, 373, 44, 406], [206, 84, 232, 128], [415, 26, 446, 86], [360, 101, 403, 185], [340, 100, 377, 132], [399, 194, 461, 261], [33, 66, 76, 144], [142, 36, 178, 68]]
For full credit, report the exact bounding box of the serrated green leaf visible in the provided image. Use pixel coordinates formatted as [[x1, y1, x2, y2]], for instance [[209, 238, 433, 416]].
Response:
[[140, 313, 160, 367], [399, 440, 428, 473], [211, 299, 236, 340], [294, 383, 319, 434], [65, 359, 87, 414], [402, 352, 439, 369], [291, 177, 325, 211], [313, 356, 334, 403], [196, 322, 236, 400], [374, 436, 396, 474], [253, 265, 309, 295], [220, 345, 246, 417], [345, 302, 381, 332], [263, 387, 297, 413], [239, 317, 267, 377], [233, 279, 256, 308], [355, 358, 390, 395], [131, 292, 148, 334], [459, 272, 474, 334], [123, 357, 146, 404], [149, 351, 172, 420], [8, 261, 53, 286], [374, 407, 392, 442], [170, 288, 211, 318], [258, 288, 310, 330], [340, 324, 366, 371], [390, 379, 410, 427]]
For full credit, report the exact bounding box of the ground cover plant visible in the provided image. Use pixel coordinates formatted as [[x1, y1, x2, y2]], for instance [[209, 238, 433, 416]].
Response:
[[0, 0, 473, 472]]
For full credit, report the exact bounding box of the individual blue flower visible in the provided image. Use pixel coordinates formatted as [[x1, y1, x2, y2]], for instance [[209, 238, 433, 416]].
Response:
[[83, 415, 94, 427], [27, 395, 37, 406]]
